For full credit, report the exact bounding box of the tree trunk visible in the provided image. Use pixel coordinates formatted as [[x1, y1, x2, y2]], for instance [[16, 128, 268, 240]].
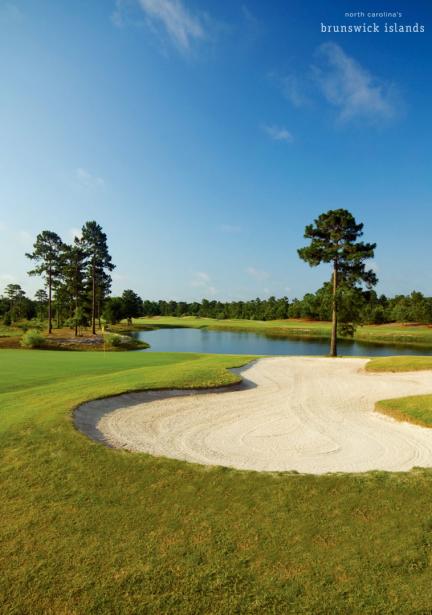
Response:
[[74, 293, 78, 337], [330, 261, 338, 357], [48, 269, 52, 334], [92, 259, 96, 335]]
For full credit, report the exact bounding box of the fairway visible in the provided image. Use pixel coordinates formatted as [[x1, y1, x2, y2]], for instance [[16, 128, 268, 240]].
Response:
[[4, 349, 432, 613], [76, 357, 432, 473]]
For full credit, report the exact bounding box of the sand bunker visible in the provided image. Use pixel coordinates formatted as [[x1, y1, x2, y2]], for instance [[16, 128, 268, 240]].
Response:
[[75, 357, 432, 474]]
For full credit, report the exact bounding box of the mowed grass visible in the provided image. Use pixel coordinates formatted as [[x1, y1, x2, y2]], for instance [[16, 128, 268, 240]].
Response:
[[4, 351, 432, 613], [137, 316, 432, 347]]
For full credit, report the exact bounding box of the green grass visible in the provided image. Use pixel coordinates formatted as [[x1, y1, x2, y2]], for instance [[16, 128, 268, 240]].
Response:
[[376, 395, 432, 429], [136, 316, 432, 347], [367, 356, 432, 372], [367, 357, 432, 428], [4, 350, 432, 613]]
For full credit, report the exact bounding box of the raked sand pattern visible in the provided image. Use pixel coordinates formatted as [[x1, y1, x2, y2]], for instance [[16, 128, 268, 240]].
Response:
[[75, 357, 432, 474]]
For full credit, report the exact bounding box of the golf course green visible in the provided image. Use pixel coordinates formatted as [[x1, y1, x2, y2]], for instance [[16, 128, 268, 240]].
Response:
[[2, 348, 432, 613]]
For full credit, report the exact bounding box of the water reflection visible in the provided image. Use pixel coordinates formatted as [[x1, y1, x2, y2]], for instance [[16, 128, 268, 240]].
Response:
[[132, 327, 432, 357]]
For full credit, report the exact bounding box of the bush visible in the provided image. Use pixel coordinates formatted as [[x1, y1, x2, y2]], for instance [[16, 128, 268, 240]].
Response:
[[20, 330, 45, 349], [104, 333, 122, 348], [30, 320, 44, 331], [3, 312, 11, 326]]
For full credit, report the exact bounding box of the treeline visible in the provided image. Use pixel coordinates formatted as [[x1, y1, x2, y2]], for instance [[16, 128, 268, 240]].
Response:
[[138, 286, 432, 325], [5, 284, 432, 329], [289, 285, 432, 325], [140, 297, 290, 320]]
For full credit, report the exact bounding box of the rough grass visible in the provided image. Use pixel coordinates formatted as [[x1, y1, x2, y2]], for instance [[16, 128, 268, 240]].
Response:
[[4, 350, 432, 613], [137, 316, 432, 347]]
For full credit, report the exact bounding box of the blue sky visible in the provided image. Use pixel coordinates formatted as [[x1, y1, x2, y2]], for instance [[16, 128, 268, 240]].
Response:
[[1, 0, 431, 301]]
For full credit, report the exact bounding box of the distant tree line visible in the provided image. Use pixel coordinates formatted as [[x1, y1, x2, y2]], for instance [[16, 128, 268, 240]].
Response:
[[138, 297, 290, 320], [3, 281, 432, 330], [133, 289, 432, 325]]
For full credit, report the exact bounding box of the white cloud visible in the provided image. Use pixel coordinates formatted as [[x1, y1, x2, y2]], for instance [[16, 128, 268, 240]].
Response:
[[139, 0, 205, 51], [263, 124, 294, 143], [111, 0, 125, 27], [276, 72, 309, 108], [246, 266, 270, 281], [114, 0, 206, 53], [190, 271, 216, 296], [313, 42, 397, 122], [75, 167, 105, 188]]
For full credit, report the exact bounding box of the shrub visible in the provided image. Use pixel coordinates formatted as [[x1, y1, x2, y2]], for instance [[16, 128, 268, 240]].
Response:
[[30, 320, 44, 331], [104, 333, 122, 348], [20, 330, 45, 349], [3, 312, 11, 326]]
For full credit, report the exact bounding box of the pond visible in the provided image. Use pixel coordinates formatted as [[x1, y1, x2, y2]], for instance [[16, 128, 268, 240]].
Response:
[[132, 327, 432, 356]]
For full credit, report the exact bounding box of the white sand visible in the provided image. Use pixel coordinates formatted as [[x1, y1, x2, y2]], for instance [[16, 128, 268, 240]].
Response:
[[74, 357, 432, 474]]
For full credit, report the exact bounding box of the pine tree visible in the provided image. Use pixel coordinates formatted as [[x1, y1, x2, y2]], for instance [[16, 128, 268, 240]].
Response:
[[26, 231, 64, 334], [4, 284, 26, 323], [298, 209, 377, 357], [121, 289, 143, 325], [81, 222, 115, 335], [62, 240, 87, 336], [34, 288, 48, 321]]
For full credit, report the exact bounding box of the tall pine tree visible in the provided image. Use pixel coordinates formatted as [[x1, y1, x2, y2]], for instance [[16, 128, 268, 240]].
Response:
[[298, 209, 376, 357], [26, 231, 64, 334], [81, 221, 115, 334], [62, 239, 87, 336]]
